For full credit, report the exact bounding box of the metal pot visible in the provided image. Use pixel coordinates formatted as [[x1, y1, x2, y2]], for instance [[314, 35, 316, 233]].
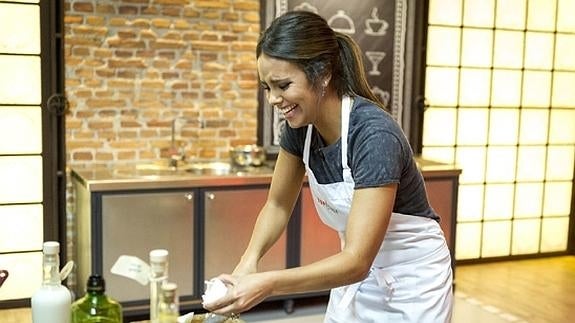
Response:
[[229, 145, 266, 167]]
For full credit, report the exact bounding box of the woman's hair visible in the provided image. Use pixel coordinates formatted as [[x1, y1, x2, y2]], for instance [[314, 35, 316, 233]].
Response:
[[257, 10, 386, 109]]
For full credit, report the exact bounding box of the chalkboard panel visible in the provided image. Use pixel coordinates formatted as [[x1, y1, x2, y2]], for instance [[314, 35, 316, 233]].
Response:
[[259, 0, 408, 154]]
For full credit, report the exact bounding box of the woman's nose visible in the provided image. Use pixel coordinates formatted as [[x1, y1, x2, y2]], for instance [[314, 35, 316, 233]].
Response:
[[268, 90, 282, 107]]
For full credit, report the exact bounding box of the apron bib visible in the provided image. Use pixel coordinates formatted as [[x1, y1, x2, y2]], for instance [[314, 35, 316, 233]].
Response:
[[303, 96, 453, 323]]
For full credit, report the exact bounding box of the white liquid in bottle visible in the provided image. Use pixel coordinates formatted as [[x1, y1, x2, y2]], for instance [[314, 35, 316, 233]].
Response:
[[31, 241, 72, 323]]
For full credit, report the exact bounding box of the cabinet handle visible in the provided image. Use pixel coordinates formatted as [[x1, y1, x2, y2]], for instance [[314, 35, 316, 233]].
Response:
[[206, 193, 215, 200], [184, 193, 193, 201]]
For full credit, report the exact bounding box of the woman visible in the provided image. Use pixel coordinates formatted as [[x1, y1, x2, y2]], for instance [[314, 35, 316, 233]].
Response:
[[203, 11, 453, 322]]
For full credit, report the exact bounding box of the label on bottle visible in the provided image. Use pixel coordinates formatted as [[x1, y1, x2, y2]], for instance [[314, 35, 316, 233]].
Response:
[[110, 255, 150, 285]]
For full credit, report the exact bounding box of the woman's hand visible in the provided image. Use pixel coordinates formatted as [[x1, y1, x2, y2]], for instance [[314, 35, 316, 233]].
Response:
[[202, 272, 275, 316]]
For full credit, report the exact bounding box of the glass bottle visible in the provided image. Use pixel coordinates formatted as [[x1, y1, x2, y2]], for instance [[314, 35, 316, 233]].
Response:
[[31, 241, 72, 323], [158, 282, 179, 323], [71, 275, 123, 323], [149, 249, 169, 323]]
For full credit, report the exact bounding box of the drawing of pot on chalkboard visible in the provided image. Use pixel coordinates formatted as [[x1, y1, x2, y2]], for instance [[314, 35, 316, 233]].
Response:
[[328, 10, 355, 34], [294, 2, 319, 14], [365, 8, 388, 36]]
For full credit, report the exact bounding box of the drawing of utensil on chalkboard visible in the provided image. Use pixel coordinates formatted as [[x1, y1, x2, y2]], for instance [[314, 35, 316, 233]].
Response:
[[365, 8, 389, 36], [328, 10, 355, 34], [365, 51, 386, 76], [371, 87, 390, 109]]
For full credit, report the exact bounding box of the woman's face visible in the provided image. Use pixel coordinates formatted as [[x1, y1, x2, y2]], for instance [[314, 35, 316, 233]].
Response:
[[257, 53, 319, 128]]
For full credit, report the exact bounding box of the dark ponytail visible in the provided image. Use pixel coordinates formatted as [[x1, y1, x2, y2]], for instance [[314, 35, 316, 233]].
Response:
[[257, 11, 387, 110], [335, 33, 385, 108]]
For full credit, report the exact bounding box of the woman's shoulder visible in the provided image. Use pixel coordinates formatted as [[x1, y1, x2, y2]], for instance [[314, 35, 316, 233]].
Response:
[[350, 96, 401, 131]]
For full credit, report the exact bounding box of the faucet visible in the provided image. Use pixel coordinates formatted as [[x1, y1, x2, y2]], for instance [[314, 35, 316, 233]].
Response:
[[168, 117, 205, 168]]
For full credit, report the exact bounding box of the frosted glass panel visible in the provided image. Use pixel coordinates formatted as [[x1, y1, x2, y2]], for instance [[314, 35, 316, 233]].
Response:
[[514, 183, 544, 218], [485, 147, 516, 183], [461, 28, 493, 67], [422, 108, 456, 146], [425, 67, 459, 106], [540, 217, 569, 252], [484, 184, 514, 220], [459, 68, 491, 106], [491, 70, 521, 107], [427, 26, 460, 66], [0, 204, 43, 252], [493, 30, 524, 68], [0, 156, 43, 203], [516, 146, 547, 181], [551, 72, 575, 107], [548, 110, 575, 144], [495, 0, 526, 30], [512, 219, 541, 255], [456, 147, 486, 184], [488, 109, 519, 145], [0, 106, 42, 154], [428, 0, 462, 26], [457, 184, 484, 222], [522, 71, 552, 107], [519, 109, 549, 145], [546, 146, 575, 181], [557, 0, 575, 32], [527, 0, 557, 32], [481, 221, 511, 257], [0, 3, 40, 54], [524, 32, 555, 70], [421, 147, 455, 164], [555, 34, 575, 71], [455, 222, 482, 260], [0, 55, 41, 104], [0, 252, 42, 300], [543, 182, 572, 216], [462, 0, 494, 28], [456, 108, 488, 145]]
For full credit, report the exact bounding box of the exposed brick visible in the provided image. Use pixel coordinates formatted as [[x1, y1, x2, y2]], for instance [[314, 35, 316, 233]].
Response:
[[73, 2, 94, 13], [65, 0, 261, 169], [118, 6, 139, 15]]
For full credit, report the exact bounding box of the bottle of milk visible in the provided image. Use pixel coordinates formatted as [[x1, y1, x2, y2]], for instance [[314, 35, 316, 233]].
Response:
[[31, 241, 72, 323]]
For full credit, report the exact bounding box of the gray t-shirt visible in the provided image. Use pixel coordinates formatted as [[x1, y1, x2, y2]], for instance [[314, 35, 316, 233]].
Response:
[[280, 96, 439, 221]]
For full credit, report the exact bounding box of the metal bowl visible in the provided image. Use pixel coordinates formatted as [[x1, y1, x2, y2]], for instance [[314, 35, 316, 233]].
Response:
[[229, 145, 266, 167]]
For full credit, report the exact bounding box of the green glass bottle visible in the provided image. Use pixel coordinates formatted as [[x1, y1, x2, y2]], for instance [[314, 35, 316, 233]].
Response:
[[71, 275, 123, 323]]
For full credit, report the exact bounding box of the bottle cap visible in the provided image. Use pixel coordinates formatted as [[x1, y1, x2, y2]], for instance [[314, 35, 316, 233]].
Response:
[[87, 275, 105, 292], [43, 241, 60, 255], [162, 282, 177, 292], [149, 249, 169, 263]]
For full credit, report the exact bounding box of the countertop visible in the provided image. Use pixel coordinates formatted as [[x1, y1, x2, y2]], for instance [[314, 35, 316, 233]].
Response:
[[71, 156, 461, 192]]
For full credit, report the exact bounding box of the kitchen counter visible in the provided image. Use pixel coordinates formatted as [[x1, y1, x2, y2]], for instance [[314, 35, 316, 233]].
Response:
[[71, 156, 460, 192], [70, 156, 461, 319]]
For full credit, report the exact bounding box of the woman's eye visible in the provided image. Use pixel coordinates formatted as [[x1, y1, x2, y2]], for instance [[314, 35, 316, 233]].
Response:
[[279, 82, 291, 90]]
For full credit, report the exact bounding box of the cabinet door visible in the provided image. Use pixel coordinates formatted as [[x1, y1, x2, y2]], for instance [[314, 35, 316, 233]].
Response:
[[203, 188, 286, 280], [300, 186, 341, 266], [101, 191, 195, 302]]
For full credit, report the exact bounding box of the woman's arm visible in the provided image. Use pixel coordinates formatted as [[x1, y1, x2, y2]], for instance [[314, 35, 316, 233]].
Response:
[[232, 147, 306, 275], [206, 182, 397, 314]]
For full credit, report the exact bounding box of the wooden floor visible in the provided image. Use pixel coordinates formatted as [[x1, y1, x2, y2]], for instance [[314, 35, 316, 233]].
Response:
[[454, 255, 575, 323], [1, 256, 574, 322]]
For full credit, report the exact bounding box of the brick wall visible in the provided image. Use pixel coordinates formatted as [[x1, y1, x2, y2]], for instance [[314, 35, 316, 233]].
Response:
[[64, 0, 261, 170]]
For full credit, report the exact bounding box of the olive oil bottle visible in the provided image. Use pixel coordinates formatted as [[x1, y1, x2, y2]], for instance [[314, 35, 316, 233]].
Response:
[[71, 275, 122, 323]]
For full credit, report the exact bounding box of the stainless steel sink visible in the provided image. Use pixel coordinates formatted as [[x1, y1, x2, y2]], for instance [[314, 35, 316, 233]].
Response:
[[135, 160, 232, 175]]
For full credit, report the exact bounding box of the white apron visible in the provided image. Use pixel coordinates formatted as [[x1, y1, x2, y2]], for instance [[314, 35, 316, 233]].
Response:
[[303, 96, 453, 323]]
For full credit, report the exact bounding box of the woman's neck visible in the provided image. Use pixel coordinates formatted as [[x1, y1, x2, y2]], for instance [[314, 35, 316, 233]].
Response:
[[314, 92, 342, 146]]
